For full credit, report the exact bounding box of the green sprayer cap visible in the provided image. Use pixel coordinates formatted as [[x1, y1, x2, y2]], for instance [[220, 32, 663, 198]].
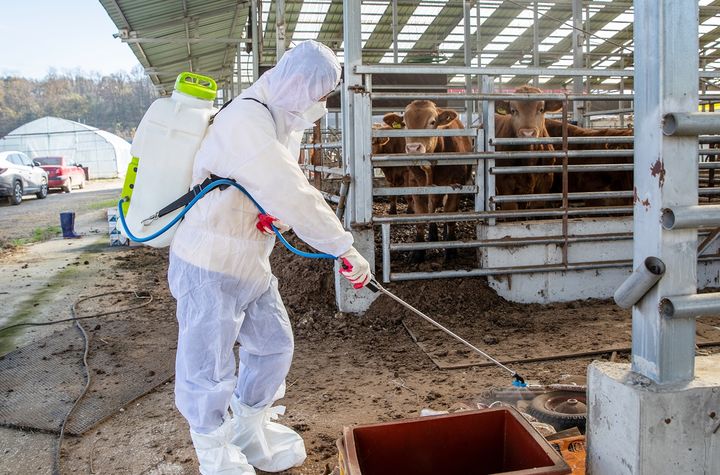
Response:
[[174, 72, 217, 101]]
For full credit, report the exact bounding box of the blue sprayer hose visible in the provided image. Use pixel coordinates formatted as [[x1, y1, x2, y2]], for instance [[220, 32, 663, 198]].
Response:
[[117, 178, 337, 260]]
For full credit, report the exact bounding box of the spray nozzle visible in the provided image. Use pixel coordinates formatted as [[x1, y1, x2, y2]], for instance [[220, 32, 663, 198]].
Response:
[[511, 373, 527, 388]]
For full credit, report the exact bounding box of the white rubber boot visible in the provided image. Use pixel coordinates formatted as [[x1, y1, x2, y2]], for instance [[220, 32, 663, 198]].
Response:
[[229, 397, 307, 472], [190, 417, 256, 475]]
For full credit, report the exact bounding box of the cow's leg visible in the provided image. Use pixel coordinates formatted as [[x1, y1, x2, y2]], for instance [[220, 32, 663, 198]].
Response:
[[389, 196, 398, 214], [442, 194, 460, 261], [405, 195, 414, 214], [428, 194, 442, 243], [411, 194, 427, 263], [495, 175, 520, 211]]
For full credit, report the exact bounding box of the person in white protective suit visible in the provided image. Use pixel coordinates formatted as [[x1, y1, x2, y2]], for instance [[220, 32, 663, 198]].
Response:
[[168, 40, 371, 474]]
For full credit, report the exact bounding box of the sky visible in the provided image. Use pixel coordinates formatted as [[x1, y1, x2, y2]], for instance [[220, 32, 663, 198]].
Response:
[[0, 0, 142, 78]]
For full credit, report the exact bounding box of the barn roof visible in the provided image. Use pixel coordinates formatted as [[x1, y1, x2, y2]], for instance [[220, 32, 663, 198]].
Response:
[[99, 0, 720, 95]]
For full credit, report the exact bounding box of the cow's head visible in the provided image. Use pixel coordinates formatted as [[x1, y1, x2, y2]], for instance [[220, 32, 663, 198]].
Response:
[[371, 124, 391, 154], [496, 86, 562, 138], [383, 100, 457, 154]]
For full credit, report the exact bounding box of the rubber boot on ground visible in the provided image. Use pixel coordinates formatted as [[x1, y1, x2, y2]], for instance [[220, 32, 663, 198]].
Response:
[[60, 211, 80, 239]]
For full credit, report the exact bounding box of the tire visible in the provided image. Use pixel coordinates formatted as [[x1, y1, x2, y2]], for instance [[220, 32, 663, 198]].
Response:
[[36, 179, 48, 199], [63, 178, 72, 193], [528, 391, 587, 433], [8, 180, 22, 205]]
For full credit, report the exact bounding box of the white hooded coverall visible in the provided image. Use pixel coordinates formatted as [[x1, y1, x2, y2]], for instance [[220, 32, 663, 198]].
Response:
[[168, 41, 352, 441]]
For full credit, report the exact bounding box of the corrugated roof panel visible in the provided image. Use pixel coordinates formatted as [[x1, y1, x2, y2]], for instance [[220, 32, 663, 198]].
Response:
[[99, 0, 720, 96]]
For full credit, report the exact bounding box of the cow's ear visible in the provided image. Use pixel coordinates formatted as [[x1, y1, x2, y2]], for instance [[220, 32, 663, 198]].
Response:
[[383, 113, 404, 128], [436, 109, 458, 127], [372, 136, 390, 147], [495, 101, 510, 115], [544, 100, 563, 113]]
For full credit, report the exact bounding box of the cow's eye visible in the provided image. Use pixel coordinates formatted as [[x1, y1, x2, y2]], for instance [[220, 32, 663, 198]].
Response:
[[429, 120, 436, 126], [539, 107, 545, 114], [510, 108, 518, 116]]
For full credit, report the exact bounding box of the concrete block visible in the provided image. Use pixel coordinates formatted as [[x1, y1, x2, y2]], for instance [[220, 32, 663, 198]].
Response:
[[334, 230, 379, 314], [482, 216, 720, 304], [587, 356, 720, 474]]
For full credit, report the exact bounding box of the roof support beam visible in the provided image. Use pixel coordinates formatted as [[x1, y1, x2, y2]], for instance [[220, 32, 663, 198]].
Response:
[[276, 0, 286, 62], [118, 36, 252, 44]]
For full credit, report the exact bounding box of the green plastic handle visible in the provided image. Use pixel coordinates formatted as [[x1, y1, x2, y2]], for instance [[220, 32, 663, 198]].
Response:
[[174, 72, 217, 101], [120, 157, 139, 215]]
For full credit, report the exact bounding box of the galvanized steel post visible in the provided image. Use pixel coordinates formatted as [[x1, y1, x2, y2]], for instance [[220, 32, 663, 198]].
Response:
[[631, 0, 699, 384], [250, 0, 259, 82], [276, 0, 286, 62], [336, 0, 377, 313], [571, 0, 584, 122]]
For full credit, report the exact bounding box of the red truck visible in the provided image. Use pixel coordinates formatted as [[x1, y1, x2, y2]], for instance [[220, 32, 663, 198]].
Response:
[[35, 156, 87, 192]]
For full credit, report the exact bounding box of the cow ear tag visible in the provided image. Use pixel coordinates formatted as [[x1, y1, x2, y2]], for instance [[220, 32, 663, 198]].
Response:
[[392, 122, 402, 129]]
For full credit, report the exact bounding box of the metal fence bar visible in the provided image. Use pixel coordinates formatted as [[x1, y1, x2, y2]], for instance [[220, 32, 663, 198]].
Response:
[[663, 112, 720, 136], [320, 191, 340, 204], [491, 162, 720, 174], [491, 136, 633, 146], [372, 128, 477, 138], [372, 207, 633, 224], [358, 64, 635, 77], [300, 164, 344, 175], [373, 185, 478, 196], [491, 164, 633, 174], [369, 92, 636, 101], [373, 157, 479, 167], [583, 107, 635, 117], [372, 149, 634, 164], [388, 255, 720, 282], [491, 190, 632, 203], [391, 232, 632, 251], [357, 64, 720, 79], [300, 141, 342, 150], [490, 150, 634, 159]]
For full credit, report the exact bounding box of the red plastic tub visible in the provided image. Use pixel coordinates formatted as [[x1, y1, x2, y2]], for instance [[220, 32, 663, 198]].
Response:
[[337, 407, 571, 475]]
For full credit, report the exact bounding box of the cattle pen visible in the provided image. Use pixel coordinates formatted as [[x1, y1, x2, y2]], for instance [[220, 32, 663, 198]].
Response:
[[284, 2, 720, 313]]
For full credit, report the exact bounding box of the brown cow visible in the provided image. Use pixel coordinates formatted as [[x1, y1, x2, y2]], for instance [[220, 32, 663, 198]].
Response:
[[383, 100, 472, 261], [493, 86, 563, 210], [371, 124, 413, 215], [544, 119, 633, 206]]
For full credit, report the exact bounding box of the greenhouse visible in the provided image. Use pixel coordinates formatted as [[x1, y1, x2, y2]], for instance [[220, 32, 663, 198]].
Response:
[[0, 116, 132, 179]]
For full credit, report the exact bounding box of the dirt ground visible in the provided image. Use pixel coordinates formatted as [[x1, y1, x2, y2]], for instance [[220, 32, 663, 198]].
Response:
[[1, 214, 718, 474]]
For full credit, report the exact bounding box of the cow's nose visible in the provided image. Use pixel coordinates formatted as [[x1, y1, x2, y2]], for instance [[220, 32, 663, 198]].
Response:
[[406, 142, 426, 154], [518, 128, 537, 138]]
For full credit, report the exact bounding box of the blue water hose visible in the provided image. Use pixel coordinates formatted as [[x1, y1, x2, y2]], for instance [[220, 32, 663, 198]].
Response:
[[117, 178, 337, 260]]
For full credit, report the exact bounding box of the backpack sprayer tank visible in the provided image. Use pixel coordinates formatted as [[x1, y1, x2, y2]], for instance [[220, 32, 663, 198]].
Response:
[[120, 72, 218, 247]]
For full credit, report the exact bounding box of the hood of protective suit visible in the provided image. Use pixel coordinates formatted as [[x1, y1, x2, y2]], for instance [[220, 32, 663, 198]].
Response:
[[241, 40, 340, 147]]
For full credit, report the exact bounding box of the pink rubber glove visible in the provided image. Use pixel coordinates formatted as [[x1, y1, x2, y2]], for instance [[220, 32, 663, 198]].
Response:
[[256, 213, 291, 236], [339, 247, 371, 289]]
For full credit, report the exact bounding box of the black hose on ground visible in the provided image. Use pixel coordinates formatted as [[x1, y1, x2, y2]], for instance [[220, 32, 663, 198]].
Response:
[[0, 291, 154, 475]]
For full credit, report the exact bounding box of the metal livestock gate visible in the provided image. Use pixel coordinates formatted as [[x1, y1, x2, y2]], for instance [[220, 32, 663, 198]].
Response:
[[335, 1, 720, 312]]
